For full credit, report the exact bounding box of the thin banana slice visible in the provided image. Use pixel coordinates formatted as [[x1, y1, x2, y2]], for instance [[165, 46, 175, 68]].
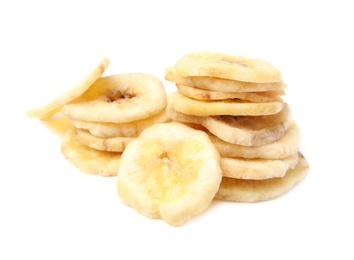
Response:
[[174, 51, 281, 83], [26, 56, 110, 120], [165, 66, 287, 93], [62, 73, 167, 123], [221, 153, 299, 180], [211, 122, 301, 159], [168, 91, 284, 117], [167, 103, 292, 146], [215, 153, 309, 202], [176, 84, 284, 102], [70, 110, 170, 138], [75, 128, 134, 152], [61, 127, 121, 176], [116, 122, 222, 226]]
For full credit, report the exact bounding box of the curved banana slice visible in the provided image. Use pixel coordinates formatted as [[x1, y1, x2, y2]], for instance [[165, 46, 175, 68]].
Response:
[[62, 73, 167, 123], [211, 122, 301, 159], [165, 66, 287, 93], [116, 122, 222, 226], [26, 56, 110, 120], [168, 91, 284, 117], [61, 127, 121, 176], [174, 51, 281, 83], [215, 153, 309, 202], [167, 103, 292, 146], [70, 110, 170, 138], [75, 128, 134, 152], [176, 84, 284, 102], [221, 153, 299, 180]]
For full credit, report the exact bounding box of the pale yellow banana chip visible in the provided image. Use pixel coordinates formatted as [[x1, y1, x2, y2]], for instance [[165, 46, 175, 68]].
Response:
[[167, 103, 292, 146], [221, 153, 299, 180], [174, 51, 281, 83], [211, 122, 301, 159], [75, 128, 134, 152], [215, 153, 309, 202], [70, 110, 170, 138], [165, 66, 287, 92], [61, 127, 121, 176], [62, 73, 167, 123], [116, 122, 222, 226], [168, 91, 284, 117], [176, 84, 284, 102], [26, 57, 110, 120]]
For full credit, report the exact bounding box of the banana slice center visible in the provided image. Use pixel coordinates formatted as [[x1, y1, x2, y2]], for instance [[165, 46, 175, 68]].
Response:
[[105, 90, 134, 102]]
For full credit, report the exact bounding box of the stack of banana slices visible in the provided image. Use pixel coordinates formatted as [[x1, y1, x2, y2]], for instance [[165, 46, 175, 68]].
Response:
[[166, 51, 309, 202]]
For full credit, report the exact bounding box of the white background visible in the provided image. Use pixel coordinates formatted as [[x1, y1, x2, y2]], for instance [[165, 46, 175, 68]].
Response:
[[1, 0, 353, 259]]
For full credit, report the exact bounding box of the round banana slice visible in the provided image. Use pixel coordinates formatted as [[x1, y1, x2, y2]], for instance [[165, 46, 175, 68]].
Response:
[[167, 103, 292, 146], [176, 84, 284, 102], [61, 127, 121, 176], [211, 122, 301, 159], [116, 122, 222, 226], [215, 153, 309, 202], [165, 66, 287, 92], [70, 110, 170, 138], [174, 51, 281, 83], [62, 73, 167, 123], [26, 56, 110, 120], [75, 128, 134, 152], [168, 91, 284, 117], [221, 153, 299, 180]]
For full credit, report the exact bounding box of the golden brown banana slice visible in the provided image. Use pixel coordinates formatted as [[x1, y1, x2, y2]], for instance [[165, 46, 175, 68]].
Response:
[[174, 51, 281, 83], [221, 153, 299, 180], [215, 153, 309, 202], [61, 127, 121, 176], [70, 110, 170, 138], [165, 66, 287, 92], [168, 91, 284, 117], [176, 84, 284, 102], [211, 122, 301, 159], [167, 103, 292, 146], [26, 57, 110, 120], [62, 73, 167, 123], [116, 122, 222, 226], [75, 128, 134, 152]]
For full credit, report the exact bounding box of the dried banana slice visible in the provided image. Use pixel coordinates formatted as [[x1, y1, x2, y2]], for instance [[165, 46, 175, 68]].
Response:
[[215, 153, 309, 202], [62, 73, 167, 123], [221, 153, 299, 180], [211, 122, 301, 159], [165, 66, 287, 92], [116, 122, 222, 226], [174, 51, 281, 83], [26, 57, 110, 120], [61, 127, 121, 176], [75, 128, 134, 152], [168, 91, 284, 117], [70, 110, 170, 138], [167, 103, 292, 146], [176, 84, 284, 102]]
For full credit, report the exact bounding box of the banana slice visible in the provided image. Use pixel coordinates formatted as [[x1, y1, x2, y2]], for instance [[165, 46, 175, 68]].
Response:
[[62, 73, 167, 123], [215, 153, 309, 202], [116, 122, 222, 226], [174, 51, 281, 83], [70, 110, 170, 138], [168, 91, 284, 117], [176, 84, 284, 102], [221, 153, 299, 180], [75, 128, 134, 152], [165, 66, 287, 92], [211, 122, 301, 159], [167, 103, 292, 146], [61, 127, 121, 176], [26, 56, 110, 120]]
